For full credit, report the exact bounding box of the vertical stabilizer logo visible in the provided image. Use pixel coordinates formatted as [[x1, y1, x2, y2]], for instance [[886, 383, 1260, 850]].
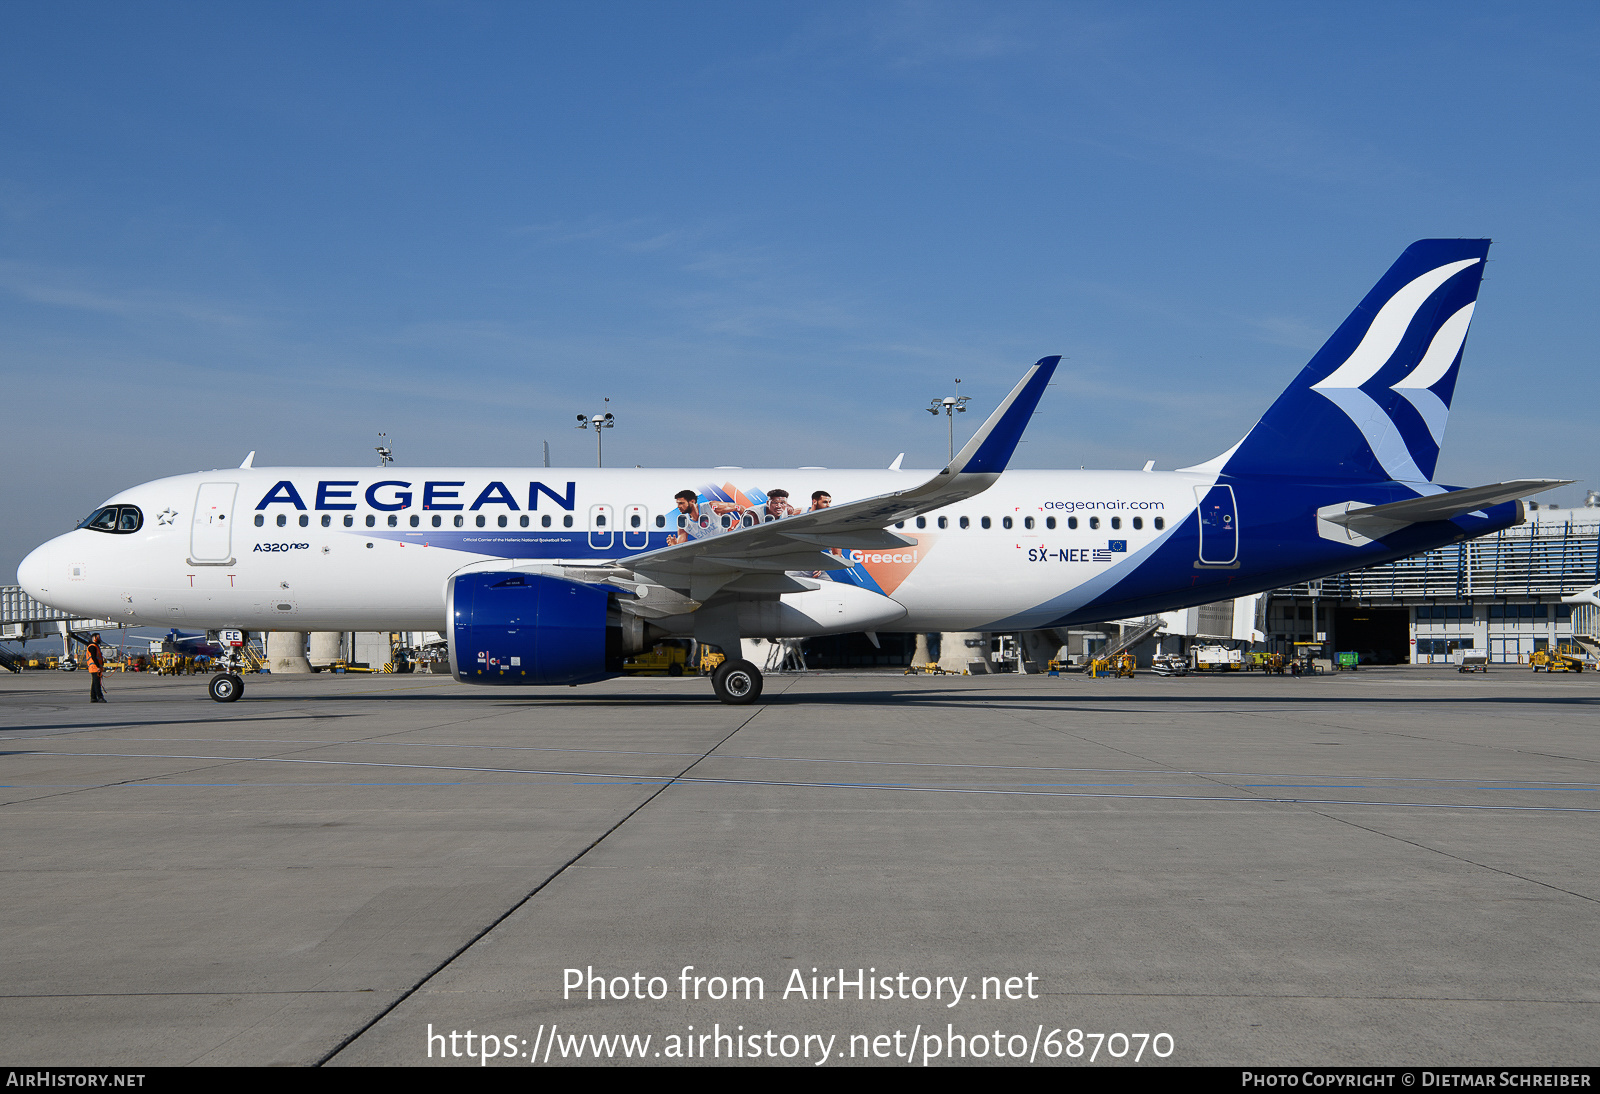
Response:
[[1309, 258, 1479, 483]]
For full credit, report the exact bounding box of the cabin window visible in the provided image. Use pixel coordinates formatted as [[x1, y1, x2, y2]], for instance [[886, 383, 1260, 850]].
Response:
[[543, 515, 553, 528], [655, 514, 665, 528], [1024, 516, 1034, 529], [1110, 517, 1120, 530], [938, 517, 948, 529], [498, 515, 507, 528], [1067, 517, 1078, 529], [1046, 516, 1056, 529], [365, 515, 376, 528], [895, 521, 904, 529], [916, 517, 926, 529], [1133, 517, 1142, 530], [475, 515, 486, 528], [563, 515, 573, 528], [1089, 517, 1099, 529], [959, 516, 970, 529], [384, 514, 396, 527], [454, 515, 464, 528], [344, 515, 354, 527], [596, 514, 607, 527], [277, 514, 287, 528], [519, 515, 529, 527], [299, 515, 309, 528], [254, 514, 264, 527], [410, 515, 420, 527], [631, 514, 641, 528], [1001, 516, 1012, 530], [431, 515, 441, 528], [321, 514, 331, 528], [980, 516, 991, 529], [1154, 517, 1165, 530]]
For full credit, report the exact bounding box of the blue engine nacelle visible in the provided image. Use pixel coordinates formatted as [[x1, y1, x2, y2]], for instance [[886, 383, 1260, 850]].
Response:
[[448, 571, 639, 686]]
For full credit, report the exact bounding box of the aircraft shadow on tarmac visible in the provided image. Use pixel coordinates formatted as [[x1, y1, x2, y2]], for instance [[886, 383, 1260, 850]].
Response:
[[6, 686, 1597, 725], [194, 687, 1600, 712]]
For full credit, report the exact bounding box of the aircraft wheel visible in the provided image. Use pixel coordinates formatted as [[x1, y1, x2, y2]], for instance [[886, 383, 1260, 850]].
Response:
[[667, 663, 684, 677], [209, 673, 244, 703], [712, 659, 763, 705]]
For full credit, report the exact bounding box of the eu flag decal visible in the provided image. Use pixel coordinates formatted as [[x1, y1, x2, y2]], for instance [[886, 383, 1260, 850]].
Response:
[[1108, 540, 1127, 552]]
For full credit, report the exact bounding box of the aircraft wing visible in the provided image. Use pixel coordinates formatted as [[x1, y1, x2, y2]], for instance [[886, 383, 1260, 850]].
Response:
[[590, 355, 1059, 601], [1319, 478, 1571, 542]]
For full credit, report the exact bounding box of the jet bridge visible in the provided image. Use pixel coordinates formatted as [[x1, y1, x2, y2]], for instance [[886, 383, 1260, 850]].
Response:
[[1, 584, 121, 663]]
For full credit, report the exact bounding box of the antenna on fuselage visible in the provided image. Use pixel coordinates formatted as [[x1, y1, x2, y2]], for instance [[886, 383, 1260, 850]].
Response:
[[375, 433, 394, 467]]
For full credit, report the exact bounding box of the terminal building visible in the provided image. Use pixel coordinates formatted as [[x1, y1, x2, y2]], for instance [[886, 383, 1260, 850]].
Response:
[[1260, 496, 1600, 664]]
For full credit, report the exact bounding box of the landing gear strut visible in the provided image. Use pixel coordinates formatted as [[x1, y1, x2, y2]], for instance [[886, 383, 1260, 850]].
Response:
[[208, 628, 247, 703], [711, 659, 764, 705]]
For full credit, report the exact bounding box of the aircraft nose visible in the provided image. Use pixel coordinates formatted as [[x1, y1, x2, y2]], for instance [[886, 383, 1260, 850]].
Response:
[[17, 538, 61, 601]]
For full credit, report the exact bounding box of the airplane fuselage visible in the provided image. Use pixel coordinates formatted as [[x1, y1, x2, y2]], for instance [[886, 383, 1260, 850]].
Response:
[[18, 465, 1520, 637]]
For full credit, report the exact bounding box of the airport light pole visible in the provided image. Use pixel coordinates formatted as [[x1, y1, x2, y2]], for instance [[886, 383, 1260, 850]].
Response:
[[927, 380, 970, 462], [576, 399, 615, 467]]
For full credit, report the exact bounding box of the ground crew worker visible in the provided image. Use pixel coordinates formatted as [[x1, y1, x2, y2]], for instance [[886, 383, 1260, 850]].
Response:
[[87, 632, 106, 703]]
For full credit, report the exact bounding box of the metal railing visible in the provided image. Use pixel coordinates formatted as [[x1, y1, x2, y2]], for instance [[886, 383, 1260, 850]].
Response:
[[1283, 520, 1600, 602], [1102, 616, 1165, 659]]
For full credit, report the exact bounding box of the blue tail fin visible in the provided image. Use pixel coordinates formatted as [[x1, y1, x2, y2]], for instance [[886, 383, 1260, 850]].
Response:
[[1209, 239, 1490, 483]]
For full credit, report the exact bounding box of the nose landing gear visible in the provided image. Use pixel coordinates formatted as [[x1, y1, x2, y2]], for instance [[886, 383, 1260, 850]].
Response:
[[208, 628, 248, 702], [208, 673, 244, 703]]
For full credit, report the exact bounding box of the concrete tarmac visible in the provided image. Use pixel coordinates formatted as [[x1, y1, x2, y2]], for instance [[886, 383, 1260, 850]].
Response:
[[0, 666, 1596, 1067]]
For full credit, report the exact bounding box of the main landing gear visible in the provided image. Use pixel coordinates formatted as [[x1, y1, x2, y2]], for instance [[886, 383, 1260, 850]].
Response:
[[711, 659, 763, 705]]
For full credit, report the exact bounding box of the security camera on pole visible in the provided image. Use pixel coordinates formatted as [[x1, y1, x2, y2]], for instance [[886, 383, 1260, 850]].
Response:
[[928, 380, 975, 674], [927, 379, 970, 461], [575, 397, 615, 468]]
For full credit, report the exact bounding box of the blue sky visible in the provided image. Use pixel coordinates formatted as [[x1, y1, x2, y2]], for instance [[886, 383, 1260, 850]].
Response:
[[3, 2, 1597, 578]]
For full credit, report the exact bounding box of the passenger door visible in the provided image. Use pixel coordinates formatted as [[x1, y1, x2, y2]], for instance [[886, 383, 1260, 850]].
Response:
[[1194, 484, 1238, 565], [190, 483, 238, 563]]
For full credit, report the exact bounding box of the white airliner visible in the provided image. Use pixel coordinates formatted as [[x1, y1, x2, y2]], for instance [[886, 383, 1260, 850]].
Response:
[[17, 240, 1565, 703]]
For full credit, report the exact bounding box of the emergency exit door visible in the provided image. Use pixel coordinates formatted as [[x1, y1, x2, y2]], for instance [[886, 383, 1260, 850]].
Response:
[[623, 504, 649, 550], [588, 504, 614, 551]]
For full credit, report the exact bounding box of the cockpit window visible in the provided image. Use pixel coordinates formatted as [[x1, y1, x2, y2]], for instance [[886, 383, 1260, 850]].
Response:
[[80, 506, 142, 534]]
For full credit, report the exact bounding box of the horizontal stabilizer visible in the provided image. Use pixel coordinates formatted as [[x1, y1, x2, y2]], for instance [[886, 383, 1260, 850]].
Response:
[[1319, 479, 1570, 544]]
